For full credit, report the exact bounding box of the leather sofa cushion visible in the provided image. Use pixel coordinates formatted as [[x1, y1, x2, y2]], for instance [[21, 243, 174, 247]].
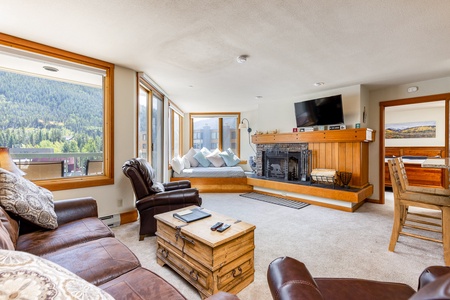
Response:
[[315, 278, 415, 300], [100, 267, 187, 300], [42, 237, 140, 286], [16, 217, 114, 256], [0, 207, 19, 248], [0, 220, 14, 250]]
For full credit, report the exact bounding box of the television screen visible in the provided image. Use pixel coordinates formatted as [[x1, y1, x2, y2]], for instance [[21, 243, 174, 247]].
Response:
[[294, 95, 344, 127]]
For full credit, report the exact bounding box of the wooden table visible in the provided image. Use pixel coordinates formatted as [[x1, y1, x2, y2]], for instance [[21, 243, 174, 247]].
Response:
[[154, 206, 256, 299]]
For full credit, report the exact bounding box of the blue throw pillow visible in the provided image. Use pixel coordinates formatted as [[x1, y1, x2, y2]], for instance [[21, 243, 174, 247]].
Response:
[[219, 148, 241, 167], [194, 151, 211, 167]]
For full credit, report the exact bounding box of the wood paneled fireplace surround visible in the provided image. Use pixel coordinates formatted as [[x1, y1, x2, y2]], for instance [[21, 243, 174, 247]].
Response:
[[248, 128, 375, 212]]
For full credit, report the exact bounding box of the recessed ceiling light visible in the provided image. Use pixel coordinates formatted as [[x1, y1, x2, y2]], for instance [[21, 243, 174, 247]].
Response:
[[43, 66, 59, 72], [236, 55, 249, 63], [314, 82, 324, 86], [255, 96, 263, 99], [407, 86, 418, 93]]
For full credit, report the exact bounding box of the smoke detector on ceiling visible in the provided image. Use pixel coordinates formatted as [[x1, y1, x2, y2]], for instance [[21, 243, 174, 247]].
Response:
[[236, 55, 249, 63]]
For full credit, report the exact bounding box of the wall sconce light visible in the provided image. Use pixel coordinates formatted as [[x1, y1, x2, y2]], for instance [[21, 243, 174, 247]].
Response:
[[239, 118, 252, 134], [239, 118, 256, 155], [0, 147, 25, 176]]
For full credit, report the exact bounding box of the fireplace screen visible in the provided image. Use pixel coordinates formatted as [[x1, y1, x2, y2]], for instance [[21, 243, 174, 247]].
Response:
[[263, 149, 311, 182]]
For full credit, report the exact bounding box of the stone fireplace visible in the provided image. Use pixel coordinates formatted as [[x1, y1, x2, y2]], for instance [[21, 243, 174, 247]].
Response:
[[255, 143, 311, 182]]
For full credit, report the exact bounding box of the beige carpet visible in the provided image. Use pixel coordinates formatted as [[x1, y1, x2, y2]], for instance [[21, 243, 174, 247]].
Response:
[[112, 192, 444, 300]]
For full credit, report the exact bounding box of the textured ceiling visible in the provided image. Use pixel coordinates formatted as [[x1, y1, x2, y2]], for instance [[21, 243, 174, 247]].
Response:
[[1, 0, 450, 112]]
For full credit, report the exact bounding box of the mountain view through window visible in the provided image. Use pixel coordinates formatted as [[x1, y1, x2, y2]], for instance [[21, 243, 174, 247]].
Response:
[[0, 70, 104, 178]]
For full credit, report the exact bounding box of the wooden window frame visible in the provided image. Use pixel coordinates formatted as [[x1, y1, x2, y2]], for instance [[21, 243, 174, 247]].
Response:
[[189, 112, 241, 157], [0, 33, 114, 191], [169, 101, 184, 160]]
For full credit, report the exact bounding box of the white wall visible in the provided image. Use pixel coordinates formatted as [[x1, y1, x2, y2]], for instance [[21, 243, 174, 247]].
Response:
[[53, 66, 137, 217], [368, 76, 450, 200], [255, 85, 362, 134]]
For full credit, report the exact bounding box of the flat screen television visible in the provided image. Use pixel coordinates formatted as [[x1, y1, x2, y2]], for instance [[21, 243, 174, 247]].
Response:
[[294, 94, 344, 127]]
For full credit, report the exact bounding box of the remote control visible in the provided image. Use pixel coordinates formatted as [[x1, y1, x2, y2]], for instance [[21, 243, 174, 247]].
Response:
[[210, 222, 223, 231], [217, 224, 230, 232]]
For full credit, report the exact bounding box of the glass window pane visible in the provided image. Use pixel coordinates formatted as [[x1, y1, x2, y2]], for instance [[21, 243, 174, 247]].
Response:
[[192, 117, 219, 150], [173, 113, 180, 158], [0, 67, 104, 179], [138, 87, 148, 160], [151, 95, 163, 181], [222, 116, 237, 153]]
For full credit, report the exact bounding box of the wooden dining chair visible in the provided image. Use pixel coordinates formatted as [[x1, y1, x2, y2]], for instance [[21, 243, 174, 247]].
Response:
[[387, 158, 450, 265], [396, 156, 450, 196]]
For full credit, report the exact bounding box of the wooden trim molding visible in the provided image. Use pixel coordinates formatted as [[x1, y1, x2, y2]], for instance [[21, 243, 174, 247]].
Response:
[[120, 209, 139, 225]]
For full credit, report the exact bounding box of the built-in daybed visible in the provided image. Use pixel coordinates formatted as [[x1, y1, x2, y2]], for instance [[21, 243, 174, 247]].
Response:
[[170, 148, 253, 193], [171, 165, 252, 192]]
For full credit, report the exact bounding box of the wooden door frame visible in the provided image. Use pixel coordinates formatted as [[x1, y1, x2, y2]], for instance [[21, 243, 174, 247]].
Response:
[[378, 93, 450, 204]]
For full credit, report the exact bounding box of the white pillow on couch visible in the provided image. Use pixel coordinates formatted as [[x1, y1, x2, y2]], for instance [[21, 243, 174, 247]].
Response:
[[184, 148, 199, 167], [206, 148, 225, 167], [171, 156, 184, 174], [0, 249, 114, 299]]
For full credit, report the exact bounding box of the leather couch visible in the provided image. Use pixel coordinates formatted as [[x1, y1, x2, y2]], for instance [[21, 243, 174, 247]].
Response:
[[0, 197, 187, 299], [122, 158, 202, 240], [267, 256, 450, 300]]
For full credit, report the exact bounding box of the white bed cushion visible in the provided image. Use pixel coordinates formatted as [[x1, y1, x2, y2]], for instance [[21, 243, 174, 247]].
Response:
[[182, 155, 191, 169], [171, 156, 184, 174], [185, 148, 199, 167], [206, 148, 225, 167]]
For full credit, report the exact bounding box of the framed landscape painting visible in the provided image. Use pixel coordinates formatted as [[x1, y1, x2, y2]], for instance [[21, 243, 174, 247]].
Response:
[[385, 121, 436, 139]]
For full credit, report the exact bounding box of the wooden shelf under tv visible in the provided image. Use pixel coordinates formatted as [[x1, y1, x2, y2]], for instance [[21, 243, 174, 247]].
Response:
[[251, 128, 374, 144]]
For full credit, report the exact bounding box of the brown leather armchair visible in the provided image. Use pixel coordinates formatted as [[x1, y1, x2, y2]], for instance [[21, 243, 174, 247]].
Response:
[[267, 256, 450, 300], [122, 158, 202, 240]]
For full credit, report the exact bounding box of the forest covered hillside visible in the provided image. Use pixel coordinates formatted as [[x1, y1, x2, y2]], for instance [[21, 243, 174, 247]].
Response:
[[0, 70, 103, 152]]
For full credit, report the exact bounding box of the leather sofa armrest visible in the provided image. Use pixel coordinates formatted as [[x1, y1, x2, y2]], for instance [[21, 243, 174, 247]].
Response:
[[54, 197, 99, 225], [412, 272, 450, 300], [418, 266, 450, 290], [136, 189, 201, 211], [163, 180, 191, 191], [206, 291, 240, 300], [268, 257, 324, 300]]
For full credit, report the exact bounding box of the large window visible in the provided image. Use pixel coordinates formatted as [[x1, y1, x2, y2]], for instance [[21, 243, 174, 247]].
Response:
[[138, 73, 164, 181], [169, 102, 184, 161], [190, 113, 240, 156], [0, 33, 114, 191]]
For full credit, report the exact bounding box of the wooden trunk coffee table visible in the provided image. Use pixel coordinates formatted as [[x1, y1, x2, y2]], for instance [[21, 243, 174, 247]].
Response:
[[154, 206, 256, 299]]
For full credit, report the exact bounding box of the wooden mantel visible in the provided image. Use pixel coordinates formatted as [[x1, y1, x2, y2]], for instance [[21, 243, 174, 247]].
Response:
[[249, 128, 375, 212], [252, 128, 374, 144]]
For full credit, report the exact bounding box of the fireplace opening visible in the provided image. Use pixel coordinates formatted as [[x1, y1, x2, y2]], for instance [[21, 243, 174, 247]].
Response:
[[262, 148, 311, 182]]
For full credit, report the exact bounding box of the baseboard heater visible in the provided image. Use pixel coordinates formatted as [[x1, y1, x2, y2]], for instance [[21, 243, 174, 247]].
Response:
[[99, 214, 121, 227]]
